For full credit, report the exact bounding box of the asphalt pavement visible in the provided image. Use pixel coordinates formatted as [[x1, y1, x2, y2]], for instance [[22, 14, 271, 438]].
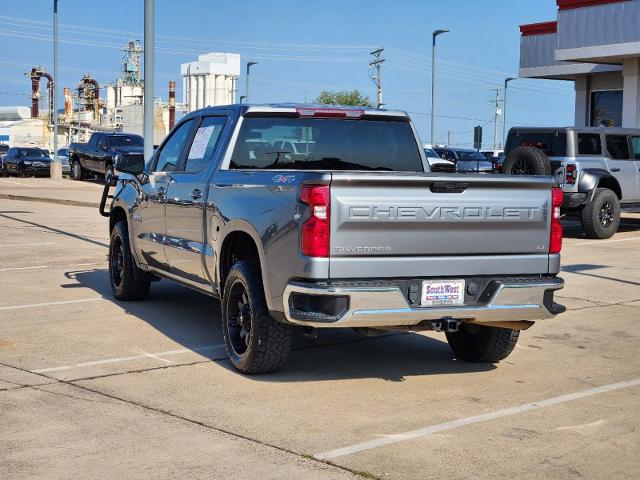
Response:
[[1, 182, 639, 479]]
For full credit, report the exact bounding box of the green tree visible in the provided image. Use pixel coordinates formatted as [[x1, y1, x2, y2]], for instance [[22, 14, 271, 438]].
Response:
[[313, 89, 373, 107]]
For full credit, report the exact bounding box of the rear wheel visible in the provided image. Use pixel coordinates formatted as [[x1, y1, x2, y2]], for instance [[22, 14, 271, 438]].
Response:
[[503, 146, 551, 176], [222, 260, 292, 374], [70, 159, 85, 180], [104, 164, 114, 185], [446, 323, 519, 362], [109, 220, 150, 301], [580, 188, 620, 239]]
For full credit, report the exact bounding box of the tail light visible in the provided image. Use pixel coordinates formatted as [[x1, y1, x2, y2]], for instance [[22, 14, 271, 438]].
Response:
[[300, 185, 330, 257], [550, 187, 563, 254], [565, 164, 577, 185]]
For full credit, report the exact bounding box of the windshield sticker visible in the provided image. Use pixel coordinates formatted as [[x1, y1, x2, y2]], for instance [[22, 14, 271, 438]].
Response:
[[188, 125, 217, 159]]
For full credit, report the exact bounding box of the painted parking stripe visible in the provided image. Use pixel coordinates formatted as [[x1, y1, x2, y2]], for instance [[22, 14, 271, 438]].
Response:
[[0, 297, 104, 311], [32, 344, 227, 373], [572, 236, 640, 246], [0, 242, 54, 247], [315, 377, 640, 460], [0, 262, 105, 272]]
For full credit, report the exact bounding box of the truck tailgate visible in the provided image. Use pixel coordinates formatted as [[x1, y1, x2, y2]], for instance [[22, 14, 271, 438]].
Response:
[[329, 173, 554, 273]]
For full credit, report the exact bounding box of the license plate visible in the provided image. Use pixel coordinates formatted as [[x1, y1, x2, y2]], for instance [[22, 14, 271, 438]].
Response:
[[421, 279, 465, 306]]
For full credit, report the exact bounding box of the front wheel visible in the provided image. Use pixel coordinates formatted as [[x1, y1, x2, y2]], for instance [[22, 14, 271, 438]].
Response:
[[446, 324, 519, 362], [222, 260, 292, 374], [109, 220, 150, 301], [580, 188, 620, 239]]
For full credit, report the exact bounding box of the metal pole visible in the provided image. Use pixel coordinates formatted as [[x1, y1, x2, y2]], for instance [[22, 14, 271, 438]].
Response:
[[51, 0, 61, 178], [245, 61, 257, 104], [492, 88, 501, 150], [143, 0, 154, 162], [431, 29, 448, 146], [503, 77, 515, 148]]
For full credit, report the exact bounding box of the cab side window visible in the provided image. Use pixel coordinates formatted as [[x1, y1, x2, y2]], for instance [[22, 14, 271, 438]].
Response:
[[183, 116, 227, 172], [631, 137, 640, 160], [153, 119, 195, 172], [577, 133, 602, 155], [606, 135, 630, 160]]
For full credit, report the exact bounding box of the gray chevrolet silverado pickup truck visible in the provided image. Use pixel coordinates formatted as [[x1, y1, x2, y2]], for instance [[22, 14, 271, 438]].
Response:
[[104, 104, 565, 374]]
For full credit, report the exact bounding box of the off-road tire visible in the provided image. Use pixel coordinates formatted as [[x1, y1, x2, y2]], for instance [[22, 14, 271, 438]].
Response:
[[503, 146, 551, 176], [446, 324, 519, 362], [70, 159, 85, 180], [579, 187, 620, 239], [109, 220, 150, 301], [222, 260, 292, 374]]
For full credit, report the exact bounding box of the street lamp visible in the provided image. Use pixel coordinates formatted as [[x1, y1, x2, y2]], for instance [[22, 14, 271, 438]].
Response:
[[503, 77, 516, 148], [431, 29, 449, 146], [143, 0, 154, 162], [245, 61, 258, 104], [51, 0, 61, 179]]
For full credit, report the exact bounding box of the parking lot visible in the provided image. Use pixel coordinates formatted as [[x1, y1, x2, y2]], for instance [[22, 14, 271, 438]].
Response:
[[1, 180, 639, 479]]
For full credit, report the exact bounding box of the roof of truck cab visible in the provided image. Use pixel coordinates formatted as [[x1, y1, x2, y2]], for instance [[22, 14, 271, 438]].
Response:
[[509, 126, 640, 135], [185, 103, 410, 119]]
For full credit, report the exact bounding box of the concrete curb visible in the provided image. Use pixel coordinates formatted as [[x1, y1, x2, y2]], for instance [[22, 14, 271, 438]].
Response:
[[0, 194, 99, 209]]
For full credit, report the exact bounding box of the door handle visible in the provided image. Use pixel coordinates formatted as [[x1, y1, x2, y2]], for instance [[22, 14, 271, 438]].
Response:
[[611, 168, 620, 172], [191, 188, 203, 200]]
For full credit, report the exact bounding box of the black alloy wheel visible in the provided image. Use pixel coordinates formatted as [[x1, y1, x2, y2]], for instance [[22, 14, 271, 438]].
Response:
[[110, 235, 125, 289], [226, 280, 253, 357], [599, 201, 615, 228]]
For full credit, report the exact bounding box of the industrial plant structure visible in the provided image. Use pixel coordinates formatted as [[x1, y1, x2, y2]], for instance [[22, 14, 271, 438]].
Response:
[[1, 41, 241, 151], [181, 52, 240, 110]]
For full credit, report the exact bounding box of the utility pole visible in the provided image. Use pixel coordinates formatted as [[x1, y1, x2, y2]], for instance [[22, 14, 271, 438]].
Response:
[[245, 61, 258, 104], [431, 29, 449, 145], [143, 0, 154, 162], [491, 88, 503, 150], [447, 130, 451, 147], [51, 0, 61, 179], [368, 48, 385, 108], [503, 77, 516, 147]]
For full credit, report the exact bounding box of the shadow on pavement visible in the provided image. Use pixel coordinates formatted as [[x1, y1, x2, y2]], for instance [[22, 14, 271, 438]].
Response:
[[562, 215, 640, 239], [562, 263, 640, 287], [64, 268, 495, 382]]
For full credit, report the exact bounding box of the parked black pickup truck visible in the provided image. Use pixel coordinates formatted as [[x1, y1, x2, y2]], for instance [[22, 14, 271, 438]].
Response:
[[69, 132, 143, 182]]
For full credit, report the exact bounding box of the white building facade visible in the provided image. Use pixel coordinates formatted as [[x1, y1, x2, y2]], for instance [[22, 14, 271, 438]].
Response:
[[181, 53, 240, 112], [519, 0, 640, 128]]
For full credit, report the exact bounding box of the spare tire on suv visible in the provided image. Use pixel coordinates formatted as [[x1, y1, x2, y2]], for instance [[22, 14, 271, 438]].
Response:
[[503, 146, 552, 176]]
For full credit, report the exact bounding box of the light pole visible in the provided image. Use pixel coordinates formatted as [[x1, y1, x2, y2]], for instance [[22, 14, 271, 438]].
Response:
[[503, 77, 516, 148], [51, 0, 61, 179], [431, 29, 449, 146], [143, 0, 154, 162], [245, 61, 258, 104]]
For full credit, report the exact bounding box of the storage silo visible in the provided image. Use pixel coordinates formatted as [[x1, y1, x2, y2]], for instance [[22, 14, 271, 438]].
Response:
[[181, 53, 240, 112]]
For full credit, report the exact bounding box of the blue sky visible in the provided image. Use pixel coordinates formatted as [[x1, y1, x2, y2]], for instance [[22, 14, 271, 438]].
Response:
[[0, 0, 574, 147]]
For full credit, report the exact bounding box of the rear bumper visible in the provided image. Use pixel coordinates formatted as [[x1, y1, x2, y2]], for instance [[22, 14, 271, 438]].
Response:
[[562, 192, 587, 209], [283, 277, 565, 328]]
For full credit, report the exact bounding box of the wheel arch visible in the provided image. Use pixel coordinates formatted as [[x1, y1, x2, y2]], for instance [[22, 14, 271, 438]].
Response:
[[218, 226, 268, 300], [579, 169, 622, 202]]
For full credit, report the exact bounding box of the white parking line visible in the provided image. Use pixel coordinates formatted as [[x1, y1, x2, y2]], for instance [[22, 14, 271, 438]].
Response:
[[0, 242, 54, 247], [0, 178, 33, 187], [0, 262, 104, 272], [0, 297, 104, 311], [314, 377, 640, 460], [32, 344, 227, 373], [571, 236, 640, 246]]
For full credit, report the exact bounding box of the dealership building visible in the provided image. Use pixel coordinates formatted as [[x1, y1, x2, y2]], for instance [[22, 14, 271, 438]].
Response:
[[519, 0, 640, 128]]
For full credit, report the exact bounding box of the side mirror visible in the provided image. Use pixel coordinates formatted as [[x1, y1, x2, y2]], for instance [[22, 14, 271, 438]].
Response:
[[115, 154, 145, 176]]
